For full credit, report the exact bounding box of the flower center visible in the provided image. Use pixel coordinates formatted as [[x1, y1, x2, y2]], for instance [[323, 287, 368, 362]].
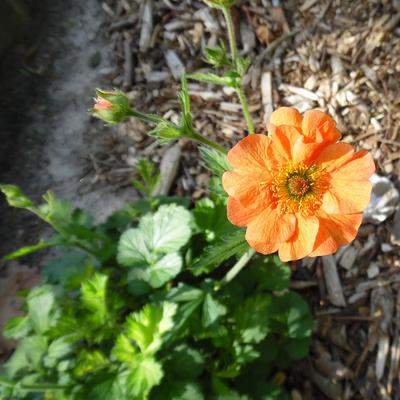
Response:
[[287, 175, 311, 197], [271, 163, 328, 214]]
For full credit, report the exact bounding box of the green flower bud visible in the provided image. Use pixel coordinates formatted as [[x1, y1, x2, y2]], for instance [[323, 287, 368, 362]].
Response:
[[149, 121, 184, 141], [92, 89, 131, 124], [0, 184, 33, 208]]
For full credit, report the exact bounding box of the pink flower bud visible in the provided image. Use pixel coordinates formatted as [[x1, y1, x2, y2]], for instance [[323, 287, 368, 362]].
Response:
[[94, 97, 112, 110], [91, 89, 131, 124]]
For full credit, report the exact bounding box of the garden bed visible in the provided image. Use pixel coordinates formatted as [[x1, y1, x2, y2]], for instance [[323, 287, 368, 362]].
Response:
[[1, 0, 400, 399]]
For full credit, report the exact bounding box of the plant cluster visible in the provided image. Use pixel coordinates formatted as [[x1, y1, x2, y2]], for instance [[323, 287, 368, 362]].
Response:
[[0, 159, 312, 399], [0, 1, 373, 399]]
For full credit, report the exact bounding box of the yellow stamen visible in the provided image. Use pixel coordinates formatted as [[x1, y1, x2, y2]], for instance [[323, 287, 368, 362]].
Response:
[[271, 162, 329, 215]]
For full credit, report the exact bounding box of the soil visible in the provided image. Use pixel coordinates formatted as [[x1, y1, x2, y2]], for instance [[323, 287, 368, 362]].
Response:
[[0, 0, 135, 257], [0, 0, 135, 358]]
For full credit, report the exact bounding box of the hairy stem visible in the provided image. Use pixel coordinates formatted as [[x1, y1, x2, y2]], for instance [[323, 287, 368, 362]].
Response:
[[222, 6, 238, 63], [221, 7, 255, 135], [127, 109, 164, 124], [189, 129, 228, 155], [236, 86, 255, 135], [222, 249, 256, 284]]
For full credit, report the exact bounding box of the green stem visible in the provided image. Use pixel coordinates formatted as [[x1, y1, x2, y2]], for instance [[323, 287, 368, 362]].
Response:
[[222, 6, 238, 63], [222, 248, 256, 284], [128, 109, 164, 124], [28, 208, 100, 260], [0, 376, 67, 392], [0, 376, 14, 387], [189, 129, 228, 155], [221, 6, 255, 135], [20, 383, 69, 392], [236, 86, 255, 134]]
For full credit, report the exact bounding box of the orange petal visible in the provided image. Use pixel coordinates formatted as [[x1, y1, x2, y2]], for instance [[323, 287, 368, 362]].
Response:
[[245, 207, 296, 247], [278, 214, 319, 261], [315, 142, 355, 173], [227, 197, 261, 227], [309, 213, 363, 257], [227, 134, 272, 169], [292, 135, 323, 163], [302, 109, 341, 143], [322, 150, 375, 214], [267, 125, 303, 163], [269, 107, 302, 129], [246, 239, 279, 255], [222, 169, 271, 207]]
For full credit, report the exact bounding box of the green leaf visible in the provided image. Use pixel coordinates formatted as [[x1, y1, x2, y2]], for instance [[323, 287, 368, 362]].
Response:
[[152, 380, 204, 400], [126, 355, 163, 399], [187, 72, 240, 88], [139, 204, 192, 253], [44, 336, 74, 368], [113, 333, 138, 363], [3, 238, 62, 261], [42, 250, 95, 289], [5, 335, 47, 378], [193, 197, 232, 241], [148, 252, 183, 288], [167, 284, 204, 303], [3, 316, 31, 339], [203, 41, 230, 67], [178, 75, 192, 131], [253, 256, 291, 292], [284, 337, 311, 360], [117, 228, 151, 267], [269, 292, 313, 339], [124, 302, 177, 355], [166, 344, 205, 379], [236, 57, 251, 77], [27, 285, 56, 335], [117, 204, 192, 267], [191, 230, 249, 276], [81, 273, 109, 324], [127, 267, 152, 296], [202, 293, 226, 328], [234, 295, 271, 343], [86, 372, 125, 400], [74, 350, 109, 377], [148, 122, 183, 142], [133, 159, 161, 197], [199, 146, 231, 177], [0, 184, 33, 208]]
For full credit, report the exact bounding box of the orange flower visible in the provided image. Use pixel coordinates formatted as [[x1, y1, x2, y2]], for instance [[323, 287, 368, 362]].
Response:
[[222, 107, 375, 261]]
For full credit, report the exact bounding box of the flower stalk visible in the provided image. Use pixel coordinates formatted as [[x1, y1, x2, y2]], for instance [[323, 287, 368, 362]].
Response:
[[189, 129, 228, 154], [222, 248, 256, 283], [221, 6, 255, 135]]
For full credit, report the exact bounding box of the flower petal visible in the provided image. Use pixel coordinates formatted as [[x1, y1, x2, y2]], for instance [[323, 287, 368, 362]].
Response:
[[278, 214, 319, 261], [245, 207, 296, 247], [322, 150, 375, 214], [267, 125, 303, 163], [226, 197, 261, 227], [246, 239, 279, 255], [315, 142, 355, 172], [302, 109, 341, 142], [222, 169, 271, 207], [292, 135, 323, 163], [227, 134, 272, 169], [269, 107, 302, 129], [309, 213, 363, 257]]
